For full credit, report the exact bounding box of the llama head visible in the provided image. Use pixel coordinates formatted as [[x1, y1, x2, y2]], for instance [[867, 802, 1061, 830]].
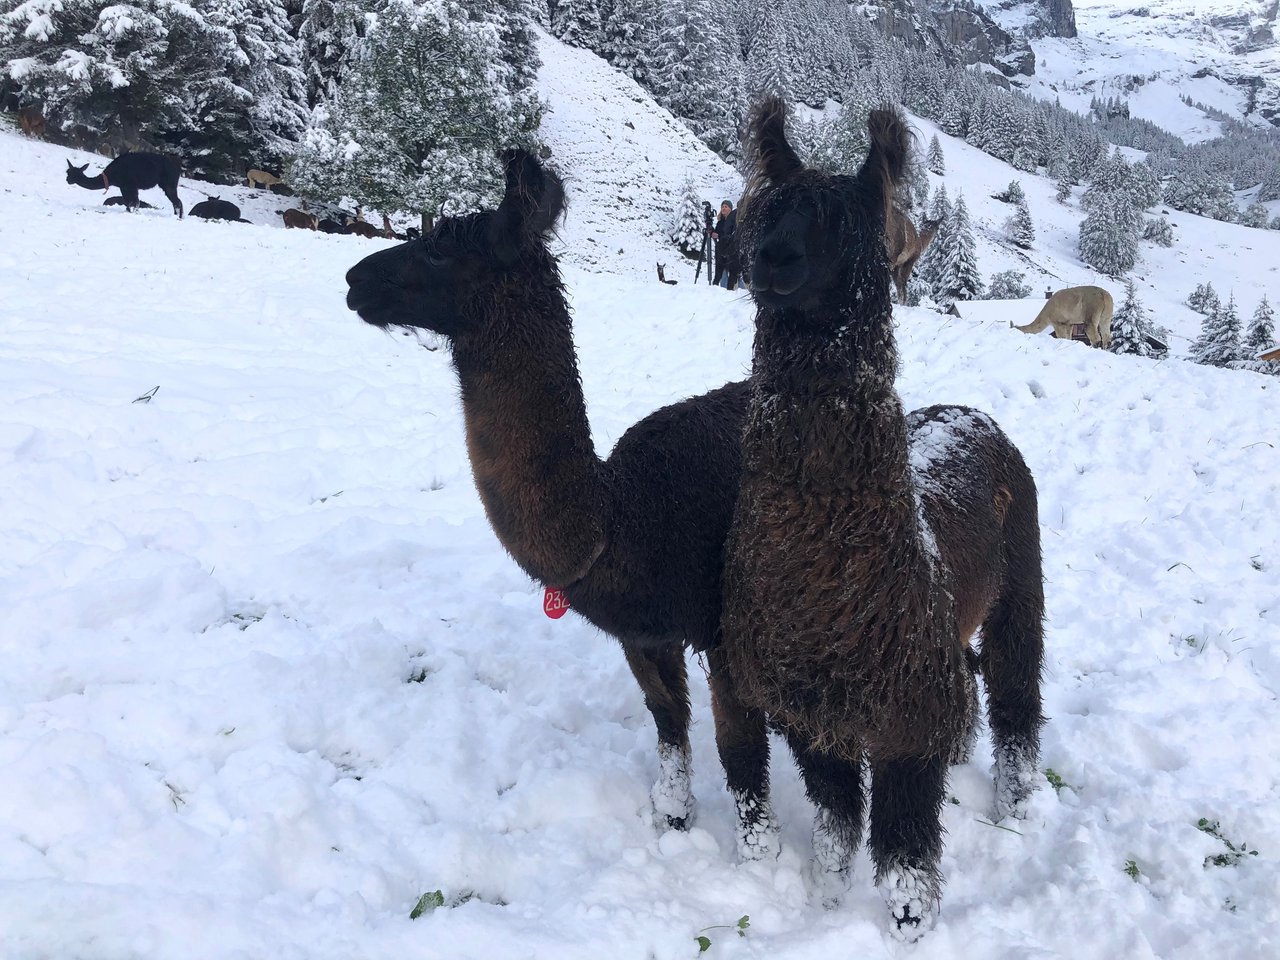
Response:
[[738, 96, 910, 314], [65, 159, 89, 183], [345, 151, 566, 338]]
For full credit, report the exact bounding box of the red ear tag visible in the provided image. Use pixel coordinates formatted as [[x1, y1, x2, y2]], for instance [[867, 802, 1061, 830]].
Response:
[[543, 586, 570, 619]]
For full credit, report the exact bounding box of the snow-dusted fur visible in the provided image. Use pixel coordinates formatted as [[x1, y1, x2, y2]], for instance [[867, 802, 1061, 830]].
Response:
[[1015, 285, 1115, 348], [65, 153, 183, 218], [724, 98, 1046, 940]]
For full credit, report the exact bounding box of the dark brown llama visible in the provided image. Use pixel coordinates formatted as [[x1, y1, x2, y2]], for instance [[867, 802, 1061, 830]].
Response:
[[345, 151, 777, 851], [66, 153, 183, 217], [885, 207, 939, 304], [723, 98, 1045, 940]]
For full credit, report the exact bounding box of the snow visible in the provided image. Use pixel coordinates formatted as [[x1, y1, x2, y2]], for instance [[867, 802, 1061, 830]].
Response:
[[2, 29, 1280, 958]]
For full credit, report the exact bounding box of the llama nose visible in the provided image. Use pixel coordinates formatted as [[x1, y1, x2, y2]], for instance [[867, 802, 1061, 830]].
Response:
[[757, 237, 804, 271]]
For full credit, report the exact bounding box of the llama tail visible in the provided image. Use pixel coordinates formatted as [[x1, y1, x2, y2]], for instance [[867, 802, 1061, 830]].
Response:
[[980, 459, 1045, 820], [1013, 312, 1052, 334]]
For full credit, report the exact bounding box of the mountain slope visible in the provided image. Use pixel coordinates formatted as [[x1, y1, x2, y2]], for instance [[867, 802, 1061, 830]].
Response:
[[3, 72, 1280, 958]]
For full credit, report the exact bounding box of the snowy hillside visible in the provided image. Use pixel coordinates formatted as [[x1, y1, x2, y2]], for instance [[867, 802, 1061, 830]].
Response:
[[3, 77, 1280, 958], [1008, 0, 1280, 134]]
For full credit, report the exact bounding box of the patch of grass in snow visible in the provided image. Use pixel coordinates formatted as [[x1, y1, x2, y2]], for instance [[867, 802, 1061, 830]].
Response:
[[1196, 818, 1259, 868], [1044, 768, 1075, 795], [696, 915, 749, 952], [1124, 859, 1142, 881], [410, 888, 508, 918]]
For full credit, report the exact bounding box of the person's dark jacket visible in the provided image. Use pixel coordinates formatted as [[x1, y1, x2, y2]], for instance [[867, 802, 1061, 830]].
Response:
[[714, 209, 738, 267]]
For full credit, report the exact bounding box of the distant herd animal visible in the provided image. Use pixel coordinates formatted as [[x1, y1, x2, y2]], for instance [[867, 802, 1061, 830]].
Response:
[[1014, 285, 1114, 348]]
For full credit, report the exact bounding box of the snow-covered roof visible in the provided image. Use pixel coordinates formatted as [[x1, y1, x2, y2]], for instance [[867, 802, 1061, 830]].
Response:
[[1259, 344, 1280, 362], [945, 298, 1046, 329]]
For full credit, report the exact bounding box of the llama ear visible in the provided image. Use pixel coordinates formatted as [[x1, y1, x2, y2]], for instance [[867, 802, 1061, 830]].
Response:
[[492, 149, 567, 262], [861, 109, 912, 205], [745, 95, 803, 186]]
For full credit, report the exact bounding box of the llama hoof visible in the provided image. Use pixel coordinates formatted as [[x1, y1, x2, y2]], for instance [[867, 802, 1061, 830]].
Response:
[[993, 742, 1036, 821], [804, 858, 851, 909], [879, 862, 939, 943], [651, 743, 694, 831], [732, 790, 780, 861]]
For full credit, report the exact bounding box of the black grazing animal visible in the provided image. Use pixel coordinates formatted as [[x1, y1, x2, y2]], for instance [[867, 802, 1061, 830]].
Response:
[[189, 197, 242, 222], [342, 150, 1041, 877], [66, 153, 183, 217], [103, 197, 154, 210], [269, 182, 296, 197], [318, 216, 347, 235], [723, 98, 1044, 939]]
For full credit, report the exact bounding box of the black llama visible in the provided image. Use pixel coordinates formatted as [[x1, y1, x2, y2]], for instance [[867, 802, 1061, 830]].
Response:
[[723, 97, 1045, 939], [66, 153, 183, 217]]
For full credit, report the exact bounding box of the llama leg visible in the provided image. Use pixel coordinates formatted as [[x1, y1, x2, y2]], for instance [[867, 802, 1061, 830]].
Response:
[[122, 187, 140, 213], [623, 644, 694, 830], [164, 186, 183, 219], [981, 593, 1045, 821], [782, 727, 863, 877], [706, 647, 778, 861], [869, 754, 948, 941]]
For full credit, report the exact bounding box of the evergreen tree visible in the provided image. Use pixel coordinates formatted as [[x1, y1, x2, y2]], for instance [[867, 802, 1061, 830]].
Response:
[[932, 194, 982, 305], [669, 176, 707, 255], [1243, 202, 1269, 229], [995, 179, 1025, 204], [986, 269, 1031, 299], [926, 134, 945, 175], [289, 0, 532, 231], [652, 0, 739, 156], [918, 185, 951, 289], [600, 0, 658, 84], [1055, 174, 1072, 203], [1143, 216, 1173, 247], [1245, 296, 1276, 354], [553, 0, 602, 49], [1078, 178, 1139, 276], [1259, 164, 1280, 203], [1109, 279, 1155, 357], [940, 91, 967, 138], [299, 0, 365, 106], [0, 0, 241, 163], [909, 153, 930, 210], [1007, 195, 1034, 249], [1189, 294, 1245, 367], [1187, 282, 1219, 316]]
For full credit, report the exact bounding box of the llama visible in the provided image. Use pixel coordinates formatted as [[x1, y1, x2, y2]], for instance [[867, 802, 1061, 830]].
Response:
[[189, 197, 242, 221], [346, 219, 382, 239], [346, 150, 786, 850], [282, 209, 319, 230], [885, 207, 939, 304], [318, 216, 347, 235], [723, 98, 1044, 939], [66, 153, 183, 218], [1014, 285, 1113, 348], [246, 168, 280, 190], [18, 106, 45, 139]]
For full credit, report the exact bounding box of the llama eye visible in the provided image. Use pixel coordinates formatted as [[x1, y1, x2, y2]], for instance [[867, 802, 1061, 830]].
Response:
[[425, 248, 452, 267]]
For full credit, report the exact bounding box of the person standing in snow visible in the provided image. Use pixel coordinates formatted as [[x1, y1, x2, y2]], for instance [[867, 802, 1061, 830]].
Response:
[[711, 200, 740, 290]]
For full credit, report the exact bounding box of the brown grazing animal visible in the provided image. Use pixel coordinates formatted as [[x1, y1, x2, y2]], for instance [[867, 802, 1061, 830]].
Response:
[[66, 154, 183, 217], [885, 207, 940, 304], [1014, 285, 1113, 347], [723, 98, 1045, 940], [246, 168, 281, 190], [18, 106, 45, 138], [282, 209, 318, 230], [346, 220, 382, 239]]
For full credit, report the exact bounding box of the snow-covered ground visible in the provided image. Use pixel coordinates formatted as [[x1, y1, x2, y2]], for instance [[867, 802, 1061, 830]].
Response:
[[3, 30, 1280, 957]]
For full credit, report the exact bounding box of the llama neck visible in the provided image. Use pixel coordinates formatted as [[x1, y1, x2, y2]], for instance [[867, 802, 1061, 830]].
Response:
[[450, 266, 608, 588], [69, 169, 106, 191], [749, 290, 913, 503]]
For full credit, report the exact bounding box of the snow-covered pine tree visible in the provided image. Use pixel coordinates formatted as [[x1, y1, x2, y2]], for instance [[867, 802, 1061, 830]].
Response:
[[932, 193, 982, 306], [0, 0, 240, 161], [1259, 163, 1280, 203], [918, 184, 951, 289], [1055, 174, 1072, 203], [1007, 195, 1034, 249], [986, 269, 1031, 299], [669, 176, 707, 256], [203, 0, 310, 167], [1189, 294, 1245, 367], [553, 0, 602, 49], [910, 153, 930, 210], [940, 91, 967, 138], [299, 0, 365, 106], [1245, 296, 1276, 354], [1000, 180, 1026, 204], [600, 0, 658, 84], [1187, 282, 1219, 316], [747, 0, 794, 99], [1243, 202, 1269, 229], [1143, 216, 1173, 246], [1109, 279, 1155, 357], [651, 0, 740, 157], [1078, 177, 1139, 276], [289, 0, 527, 232], [926, 134, 945, 175]]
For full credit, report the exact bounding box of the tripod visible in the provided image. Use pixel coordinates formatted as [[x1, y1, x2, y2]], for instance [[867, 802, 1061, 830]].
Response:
[[693, 201, 715, 285]]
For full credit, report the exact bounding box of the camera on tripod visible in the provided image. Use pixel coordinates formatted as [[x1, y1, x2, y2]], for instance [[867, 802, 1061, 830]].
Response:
[[702, 201, 714, 231]]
